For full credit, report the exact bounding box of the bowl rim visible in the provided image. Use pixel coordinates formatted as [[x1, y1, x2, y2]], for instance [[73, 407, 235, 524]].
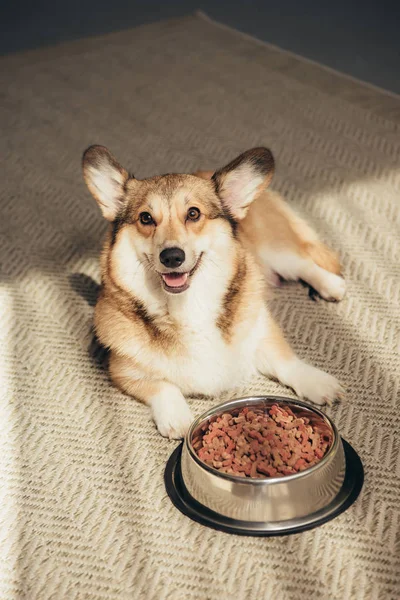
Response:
[[185, 395, 341, 485]]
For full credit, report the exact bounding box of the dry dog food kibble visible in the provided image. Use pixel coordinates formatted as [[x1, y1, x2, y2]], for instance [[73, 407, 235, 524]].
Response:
[[193, 404, 332, 478]]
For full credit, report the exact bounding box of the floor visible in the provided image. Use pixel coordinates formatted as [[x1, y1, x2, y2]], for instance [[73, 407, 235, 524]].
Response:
[[2, 1, 400, 94], [2, 13, 400, 598]]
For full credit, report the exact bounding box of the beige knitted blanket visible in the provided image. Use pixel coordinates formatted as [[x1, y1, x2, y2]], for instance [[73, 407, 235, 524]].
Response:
[[1, 12, 399, 600]]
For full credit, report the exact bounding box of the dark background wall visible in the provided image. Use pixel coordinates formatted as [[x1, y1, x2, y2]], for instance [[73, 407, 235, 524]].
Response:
[[2, 0, 400, 94]]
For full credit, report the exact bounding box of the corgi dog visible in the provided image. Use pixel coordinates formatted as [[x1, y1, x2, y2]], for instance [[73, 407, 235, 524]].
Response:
[[82, 145, 345, 439]]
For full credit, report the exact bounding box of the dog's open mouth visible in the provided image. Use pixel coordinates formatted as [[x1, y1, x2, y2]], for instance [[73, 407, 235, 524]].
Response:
[[161, 272, 189, 291], [160, 254, 203, 294]]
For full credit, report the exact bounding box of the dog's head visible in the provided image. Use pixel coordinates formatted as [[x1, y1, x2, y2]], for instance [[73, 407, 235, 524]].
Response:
[[82, 145, 274, 295]]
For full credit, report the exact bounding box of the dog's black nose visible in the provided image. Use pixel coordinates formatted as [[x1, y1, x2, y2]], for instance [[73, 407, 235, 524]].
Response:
[[160, 247, 186, 269]]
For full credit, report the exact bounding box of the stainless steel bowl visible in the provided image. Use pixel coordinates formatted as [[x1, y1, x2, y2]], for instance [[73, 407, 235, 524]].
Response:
[[181, 396, 346, 528]]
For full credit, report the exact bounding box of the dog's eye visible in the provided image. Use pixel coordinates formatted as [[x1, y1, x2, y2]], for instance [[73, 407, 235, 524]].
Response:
[[187, 207, 201, 222], [139, 212, 154, 225]]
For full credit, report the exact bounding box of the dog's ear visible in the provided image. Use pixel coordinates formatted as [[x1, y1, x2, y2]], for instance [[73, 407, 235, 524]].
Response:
[[212, 148, 274, 220], [82, 145, 130, 221]]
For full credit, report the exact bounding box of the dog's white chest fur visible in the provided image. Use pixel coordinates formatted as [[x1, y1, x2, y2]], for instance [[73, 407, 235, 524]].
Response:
[[151, 287, 265, 396], [169, 320, 260, 396]]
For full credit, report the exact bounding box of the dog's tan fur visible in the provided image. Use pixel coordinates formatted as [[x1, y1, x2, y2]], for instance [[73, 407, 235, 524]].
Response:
[[195, 169, 341, 282], [83, 145, 345, 438]]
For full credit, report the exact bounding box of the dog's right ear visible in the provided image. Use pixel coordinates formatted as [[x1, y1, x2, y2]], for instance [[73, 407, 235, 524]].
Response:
[[82, 145, 129, 221]]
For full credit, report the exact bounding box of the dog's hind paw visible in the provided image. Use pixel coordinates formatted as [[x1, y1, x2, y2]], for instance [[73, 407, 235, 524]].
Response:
[[318, 273, 346, 302]]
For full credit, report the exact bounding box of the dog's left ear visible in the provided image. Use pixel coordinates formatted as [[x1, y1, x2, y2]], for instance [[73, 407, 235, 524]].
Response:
[[212, 147, 274, 220]]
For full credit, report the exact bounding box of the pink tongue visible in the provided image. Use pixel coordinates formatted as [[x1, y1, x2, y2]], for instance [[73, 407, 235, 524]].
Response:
[[162, 273, 188, 288]]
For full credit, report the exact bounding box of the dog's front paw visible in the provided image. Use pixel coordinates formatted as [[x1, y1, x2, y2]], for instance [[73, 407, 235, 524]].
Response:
[[150, 389, 194, 439], [283, 360, 344, 406]]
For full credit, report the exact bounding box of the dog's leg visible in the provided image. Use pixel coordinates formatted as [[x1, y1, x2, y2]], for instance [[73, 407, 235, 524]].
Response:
[[109, 353, 193, 439], [256, 317, 344, 405], [264, 249, 346, 301], [242, 190, 346, 301]]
